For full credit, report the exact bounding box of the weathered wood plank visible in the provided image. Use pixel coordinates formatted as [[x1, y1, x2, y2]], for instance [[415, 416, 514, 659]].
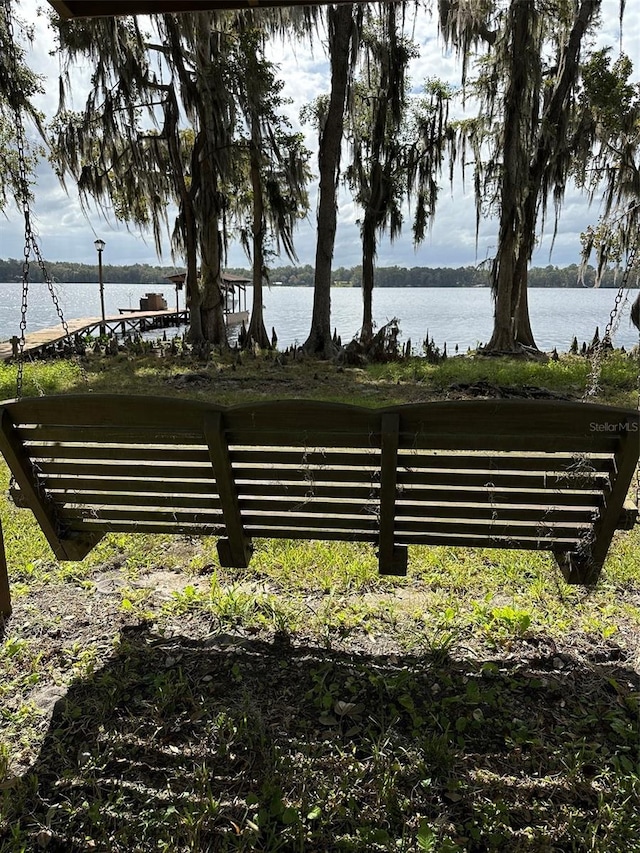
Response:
[[41, 475, 218, 494], [234, 467, 379, 484], [240, 482, 604, 507], [62, 519, 226, 535], [227, 430, 621, 453], [53, 492, 598, 525], [397, 468, 610, 490], [240, 512, 380, 531], [230, 448, 380, 467], [26, 444, 210, 463], [618, 498, 639, 530], [392, 531, 586, 549], [555, 415, 640, 583], [237, 492, 596, 516], [0, 519, 11, 616], [33, 457, 611, 492], [394, 502, 597, 523], [396, 450, 615, 472], [60, 506, 224, 524], [242, 527, 583, 550], [0, 409, 102, 559], [48, 1, 348, 21], [20, 426, 206, 445], [394, 485, 605, 507], [204, 412, 252, 568], [373, 414, 404, 575], [35, 461, 215, 478], [394, 520, 592, 541], [231, 447, 614, 471], [56, 492, 223, 510], [233, 465, 609, 491], [6, 395, 636, 433]]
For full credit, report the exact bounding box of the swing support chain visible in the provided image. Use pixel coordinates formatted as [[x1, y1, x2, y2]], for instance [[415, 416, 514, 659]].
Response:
[[584, 240, 638, 400], [3, 0, 71, 399]]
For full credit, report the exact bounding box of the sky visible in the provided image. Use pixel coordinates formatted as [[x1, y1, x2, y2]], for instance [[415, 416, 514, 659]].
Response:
[[0, 0, 638, 272]]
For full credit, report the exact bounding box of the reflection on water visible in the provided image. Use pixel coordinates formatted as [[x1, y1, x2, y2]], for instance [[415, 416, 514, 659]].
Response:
[[1, 282, 638, 352]]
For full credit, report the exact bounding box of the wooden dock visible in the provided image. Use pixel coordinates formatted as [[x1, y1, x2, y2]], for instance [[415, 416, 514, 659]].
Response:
[[0, 309, 190, 362]]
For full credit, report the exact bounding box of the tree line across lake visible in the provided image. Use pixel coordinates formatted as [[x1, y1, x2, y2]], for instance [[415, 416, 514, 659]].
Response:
[[0, 259, 626, 289]]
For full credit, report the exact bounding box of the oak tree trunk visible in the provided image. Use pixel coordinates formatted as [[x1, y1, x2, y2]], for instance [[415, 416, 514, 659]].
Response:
[[484, 0, 533, 354], [484, 0, 599, 355]]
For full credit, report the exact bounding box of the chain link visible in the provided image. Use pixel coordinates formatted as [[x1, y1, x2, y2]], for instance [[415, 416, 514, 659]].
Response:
[[3, 0, 69, 399], [636, 324, 640, 510], [583, 241, 638, 400], [633, 256, 640, 510], [5, 0, 31, 399]]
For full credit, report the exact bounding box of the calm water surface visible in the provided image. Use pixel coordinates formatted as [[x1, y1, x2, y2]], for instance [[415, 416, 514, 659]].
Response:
[[1, 281, 638, 352]]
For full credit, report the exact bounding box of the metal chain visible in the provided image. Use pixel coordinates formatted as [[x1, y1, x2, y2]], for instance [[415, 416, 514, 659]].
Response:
[[31, 234, 71, 338], [5, 0, 32, 399], [636, 324, 640, 509], [634, 259, 640, 510], [584, 240, 638, 400], [3, 0, 69, 399]]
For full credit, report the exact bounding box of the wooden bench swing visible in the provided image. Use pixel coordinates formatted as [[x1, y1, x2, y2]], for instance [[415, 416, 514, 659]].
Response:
[[1, 394, 638, 614], [1, 0, 638, 617]]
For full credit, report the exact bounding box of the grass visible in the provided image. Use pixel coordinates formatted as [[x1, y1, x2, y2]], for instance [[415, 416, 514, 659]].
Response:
[[0, 348, 639, 852]]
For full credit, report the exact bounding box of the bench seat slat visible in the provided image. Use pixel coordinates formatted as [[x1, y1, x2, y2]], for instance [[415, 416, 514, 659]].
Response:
[[239, 511, 589, 539], [237, 481, 605, 506], [34, 459, 612, 492], [242, 526, 585, 549], [35, 461, 216, 478], [58, 519, 585, 552], [17, 426, 207, 445], [226, 430, 621, 454], [240, 495, 598, 521], [56, 492, 597, 525], [57, 493, 221, 509], [397, 468, 611, 489], [60, 506, 225, 524], [233, 464, 610, 490], [230, 447, 615, 471], [41, 475, 217, 494], [391, 531, 586, 549], [26, 444, 210, 463], [43, 478, 605, 508], [64, 519, 227, 535]]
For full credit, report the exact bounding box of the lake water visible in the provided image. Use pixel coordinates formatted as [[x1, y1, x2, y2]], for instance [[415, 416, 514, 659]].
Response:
[[1, 281, 638, 353]]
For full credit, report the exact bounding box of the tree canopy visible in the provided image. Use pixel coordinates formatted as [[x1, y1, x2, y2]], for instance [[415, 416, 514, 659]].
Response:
[[2, 0, 637, 356]]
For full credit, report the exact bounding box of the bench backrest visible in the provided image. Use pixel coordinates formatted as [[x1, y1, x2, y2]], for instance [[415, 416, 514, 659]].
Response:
[[1, 395, 638, 584]]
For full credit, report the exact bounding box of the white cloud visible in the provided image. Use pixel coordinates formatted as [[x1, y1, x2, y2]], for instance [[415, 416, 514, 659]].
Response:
[[2, 0, 637, 271]]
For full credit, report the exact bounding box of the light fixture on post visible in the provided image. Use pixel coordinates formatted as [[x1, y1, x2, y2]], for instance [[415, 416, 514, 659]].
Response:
[[94, 238, 106, 335]]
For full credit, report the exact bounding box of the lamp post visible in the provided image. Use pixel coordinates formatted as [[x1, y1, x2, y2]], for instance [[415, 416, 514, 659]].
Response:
[[94, 238, 106, 335]]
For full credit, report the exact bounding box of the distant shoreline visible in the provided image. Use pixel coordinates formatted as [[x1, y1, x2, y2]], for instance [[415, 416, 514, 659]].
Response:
[[0, 259, 634, 289]]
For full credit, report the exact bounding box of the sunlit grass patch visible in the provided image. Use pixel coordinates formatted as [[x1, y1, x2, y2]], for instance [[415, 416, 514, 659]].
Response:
[[0, 359, 86, 399], [248, 538, 382, 594], [370, 350, 639, 405]]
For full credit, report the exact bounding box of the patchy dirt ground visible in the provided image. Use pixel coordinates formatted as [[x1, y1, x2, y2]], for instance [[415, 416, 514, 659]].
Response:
[[1, 527, 640, 853]]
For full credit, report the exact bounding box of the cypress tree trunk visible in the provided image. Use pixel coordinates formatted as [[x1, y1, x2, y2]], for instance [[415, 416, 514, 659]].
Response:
[[245, 136, 271, 349], [360, 214, 376, 344], [303, 3, 355, 357], [199, 214, 227, 346]]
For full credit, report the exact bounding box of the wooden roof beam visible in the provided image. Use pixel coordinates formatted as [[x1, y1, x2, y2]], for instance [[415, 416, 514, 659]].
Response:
[[48, 0, 348, 19]]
